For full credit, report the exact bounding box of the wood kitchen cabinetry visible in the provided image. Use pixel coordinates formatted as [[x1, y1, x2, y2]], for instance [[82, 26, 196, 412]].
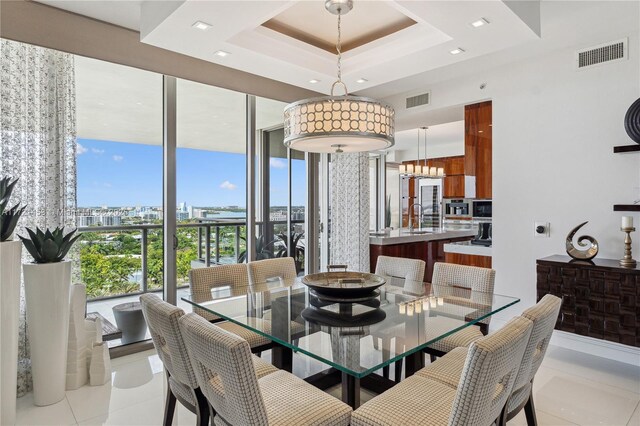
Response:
[[370, 236, 473, 282], [465, 101, 492, 199], [423, 156, 466, 198], [445, 252, 492, 268], [442, 175, 465, 199]]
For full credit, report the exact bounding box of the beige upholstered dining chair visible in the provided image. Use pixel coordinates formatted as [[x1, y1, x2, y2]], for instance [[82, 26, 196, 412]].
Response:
[[140, 294, 278, 426], [423, 262, 496, 358], [189, 264, 272, 351], [247, 257, 297, 284], [179, 312, 352, 426], [351, 316, 533, 426], [417, 294, 562, 426], [140, 293, 208, 426], [372, 255, 426, 380], [374, 255, 426, 283]]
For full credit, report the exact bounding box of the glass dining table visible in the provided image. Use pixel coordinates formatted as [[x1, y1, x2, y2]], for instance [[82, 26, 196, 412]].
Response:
[[181, 277, 519, 408]]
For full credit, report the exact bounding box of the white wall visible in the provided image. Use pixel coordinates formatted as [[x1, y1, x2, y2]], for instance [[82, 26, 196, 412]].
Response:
[[380, 2, 640, 362]]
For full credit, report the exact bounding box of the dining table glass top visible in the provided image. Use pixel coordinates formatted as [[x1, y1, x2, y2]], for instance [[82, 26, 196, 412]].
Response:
[[181, 276, 519, 378]]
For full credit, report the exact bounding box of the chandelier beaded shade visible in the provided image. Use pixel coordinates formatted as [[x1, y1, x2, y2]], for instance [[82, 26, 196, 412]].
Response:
[[283, 0, 395, 153]]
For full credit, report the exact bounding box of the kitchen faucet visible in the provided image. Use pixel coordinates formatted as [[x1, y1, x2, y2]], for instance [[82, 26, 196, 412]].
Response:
[[408, 203, 424, 231]]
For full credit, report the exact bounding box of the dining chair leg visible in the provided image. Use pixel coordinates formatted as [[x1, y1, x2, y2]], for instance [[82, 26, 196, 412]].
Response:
[[194, 388, 211, 426], [394, 359, 403, 383], [429, 354, 437, 363], [524, 393, 538, 426], [382, 365, 390, 379], [163, 389, 177, 426], [381, 337, 392, 379], [497, 399, 509, 426]]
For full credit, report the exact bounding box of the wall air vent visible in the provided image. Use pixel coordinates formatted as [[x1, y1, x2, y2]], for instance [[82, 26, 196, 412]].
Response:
[[576, 39, 627, 69], [406, 92, 430, 109]]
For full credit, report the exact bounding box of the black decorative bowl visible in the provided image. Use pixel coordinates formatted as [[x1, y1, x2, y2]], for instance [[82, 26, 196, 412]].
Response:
[[624, 97, 640, 144], [301, 305, 386, 328], [301, 271, 386, 298]]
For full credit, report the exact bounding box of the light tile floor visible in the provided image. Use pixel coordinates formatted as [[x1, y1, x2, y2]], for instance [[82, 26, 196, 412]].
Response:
[[15, 345, 640, 426]]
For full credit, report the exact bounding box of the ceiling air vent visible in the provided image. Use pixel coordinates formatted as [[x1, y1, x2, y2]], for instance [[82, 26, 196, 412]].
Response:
[[576, 38, 627, 69], [406, 92, 430, 109]]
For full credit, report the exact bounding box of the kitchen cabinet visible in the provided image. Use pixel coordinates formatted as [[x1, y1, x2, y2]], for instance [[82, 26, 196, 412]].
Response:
[[443, 175, 465, 198], [445, 157, 465, 175], [465, 101, 492, 199], [424, 156, 467, 198], [444, 252, 492, 268]]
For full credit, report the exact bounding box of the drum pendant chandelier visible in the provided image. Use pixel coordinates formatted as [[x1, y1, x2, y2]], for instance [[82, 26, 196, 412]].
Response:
[[283, 0, 395, 154]]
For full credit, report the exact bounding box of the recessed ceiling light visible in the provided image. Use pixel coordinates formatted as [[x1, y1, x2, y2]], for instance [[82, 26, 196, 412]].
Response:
[[356, 78, 368, 84], [192, 21, 212, 30], [470, 18, 490, 28], [214, 50, 230, 57], [309, 79, 320, 84], [450, 48, 465, 55]]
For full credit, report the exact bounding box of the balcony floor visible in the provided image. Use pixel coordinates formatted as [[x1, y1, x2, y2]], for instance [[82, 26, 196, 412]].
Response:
[[86, 288, 193, 348]]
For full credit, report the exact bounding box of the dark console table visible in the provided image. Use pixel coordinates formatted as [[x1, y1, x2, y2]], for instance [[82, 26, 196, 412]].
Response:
[[537, 255, 640, 347]]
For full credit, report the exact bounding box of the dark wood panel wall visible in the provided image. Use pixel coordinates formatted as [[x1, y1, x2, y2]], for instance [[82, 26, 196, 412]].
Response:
[[537, 256, 640, 347]]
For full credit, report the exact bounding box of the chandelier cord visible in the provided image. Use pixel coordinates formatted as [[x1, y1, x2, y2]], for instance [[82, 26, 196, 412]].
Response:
[[337, 11, 342, 83], [424, 127, 428, 169]]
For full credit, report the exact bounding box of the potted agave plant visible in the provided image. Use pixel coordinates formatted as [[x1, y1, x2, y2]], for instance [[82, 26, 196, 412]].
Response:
[[19, 227, 79, 406], [0, 177, 25, 424]]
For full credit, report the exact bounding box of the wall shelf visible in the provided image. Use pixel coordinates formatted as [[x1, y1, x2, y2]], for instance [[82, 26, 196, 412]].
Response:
[[613, 204, 640, 212], [613, 145, 640, 153]]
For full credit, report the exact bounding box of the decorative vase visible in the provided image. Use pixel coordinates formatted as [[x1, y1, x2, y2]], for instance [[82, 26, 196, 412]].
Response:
[[89, 342, 111, 386], [0, 240, 22, 425], [66, 284, 101, 390], [23, 260, 71, 406], [624, 97, 640, 144]]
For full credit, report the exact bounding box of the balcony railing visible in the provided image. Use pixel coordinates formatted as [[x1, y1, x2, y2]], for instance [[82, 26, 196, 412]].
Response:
[[78, 219, 304, 302]]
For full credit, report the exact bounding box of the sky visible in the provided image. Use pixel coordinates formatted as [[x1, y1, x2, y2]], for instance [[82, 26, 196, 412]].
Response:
[[77, 139, 305, 207]]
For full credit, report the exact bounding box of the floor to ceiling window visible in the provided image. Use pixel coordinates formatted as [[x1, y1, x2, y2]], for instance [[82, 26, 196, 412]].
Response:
[[12, 41, 313, 354], [75, 56, 163, 348], [175, 79, 247, 276], [256, 97, 307, 275]]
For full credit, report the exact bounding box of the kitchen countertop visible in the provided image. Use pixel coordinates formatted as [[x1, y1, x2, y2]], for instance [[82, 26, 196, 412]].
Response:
[[443, 241, 492, 257], [369, 228, 477, 246]]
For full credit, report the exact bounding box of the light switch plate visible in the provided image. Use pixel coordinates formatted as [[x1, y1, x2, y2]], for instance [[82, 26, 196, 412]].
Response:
[[534, 222, 550, 238]]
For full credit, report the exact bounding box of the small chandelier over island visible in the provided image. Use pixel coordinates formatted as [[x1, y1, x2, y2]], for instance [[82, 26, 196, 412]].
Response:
[[283, 0, 395, 154], [399, 127, 445, 178]]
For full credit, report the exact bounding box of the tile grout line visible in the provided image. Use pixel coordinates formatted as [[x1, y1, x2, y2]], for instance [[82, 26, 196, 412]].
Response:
[[626, 400, 640, 426], [65, 396, 79, 426]]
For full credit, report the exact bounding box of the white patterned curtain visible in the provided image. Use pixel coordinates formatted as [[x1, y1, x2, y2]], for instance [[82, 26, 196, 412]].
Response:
[[0, 39, 77, 396], [329, 153, 370, 272]]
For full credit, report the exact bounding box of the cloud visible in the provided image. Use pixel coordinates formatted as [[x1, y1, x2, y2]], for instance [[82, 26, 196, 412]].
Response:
[[270, 158, 286, 169], [91, 148, 105, 155], [112, 155, 124, 162], [219, 180, 237, 190], [103, 182, 112, 188], [77, 143, 88, 155]]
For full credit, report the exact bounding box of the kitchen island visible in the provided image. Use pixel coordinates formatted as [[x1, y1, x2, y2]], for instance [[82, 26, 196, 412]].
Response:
[[443, 240, 492, 268], [370, 228, 477, 281]]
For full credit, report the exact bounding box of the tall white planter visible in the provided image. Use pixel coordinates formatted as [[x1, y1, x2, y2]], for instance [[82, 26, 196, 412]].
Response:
[[1, 240, 22, 424], [23, 261, 71, 406]]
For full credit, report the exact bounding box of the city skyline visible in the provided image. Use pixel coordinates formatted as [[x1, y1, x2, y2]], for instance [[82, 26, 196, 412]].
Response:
[[77, 138, 306, 207]]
